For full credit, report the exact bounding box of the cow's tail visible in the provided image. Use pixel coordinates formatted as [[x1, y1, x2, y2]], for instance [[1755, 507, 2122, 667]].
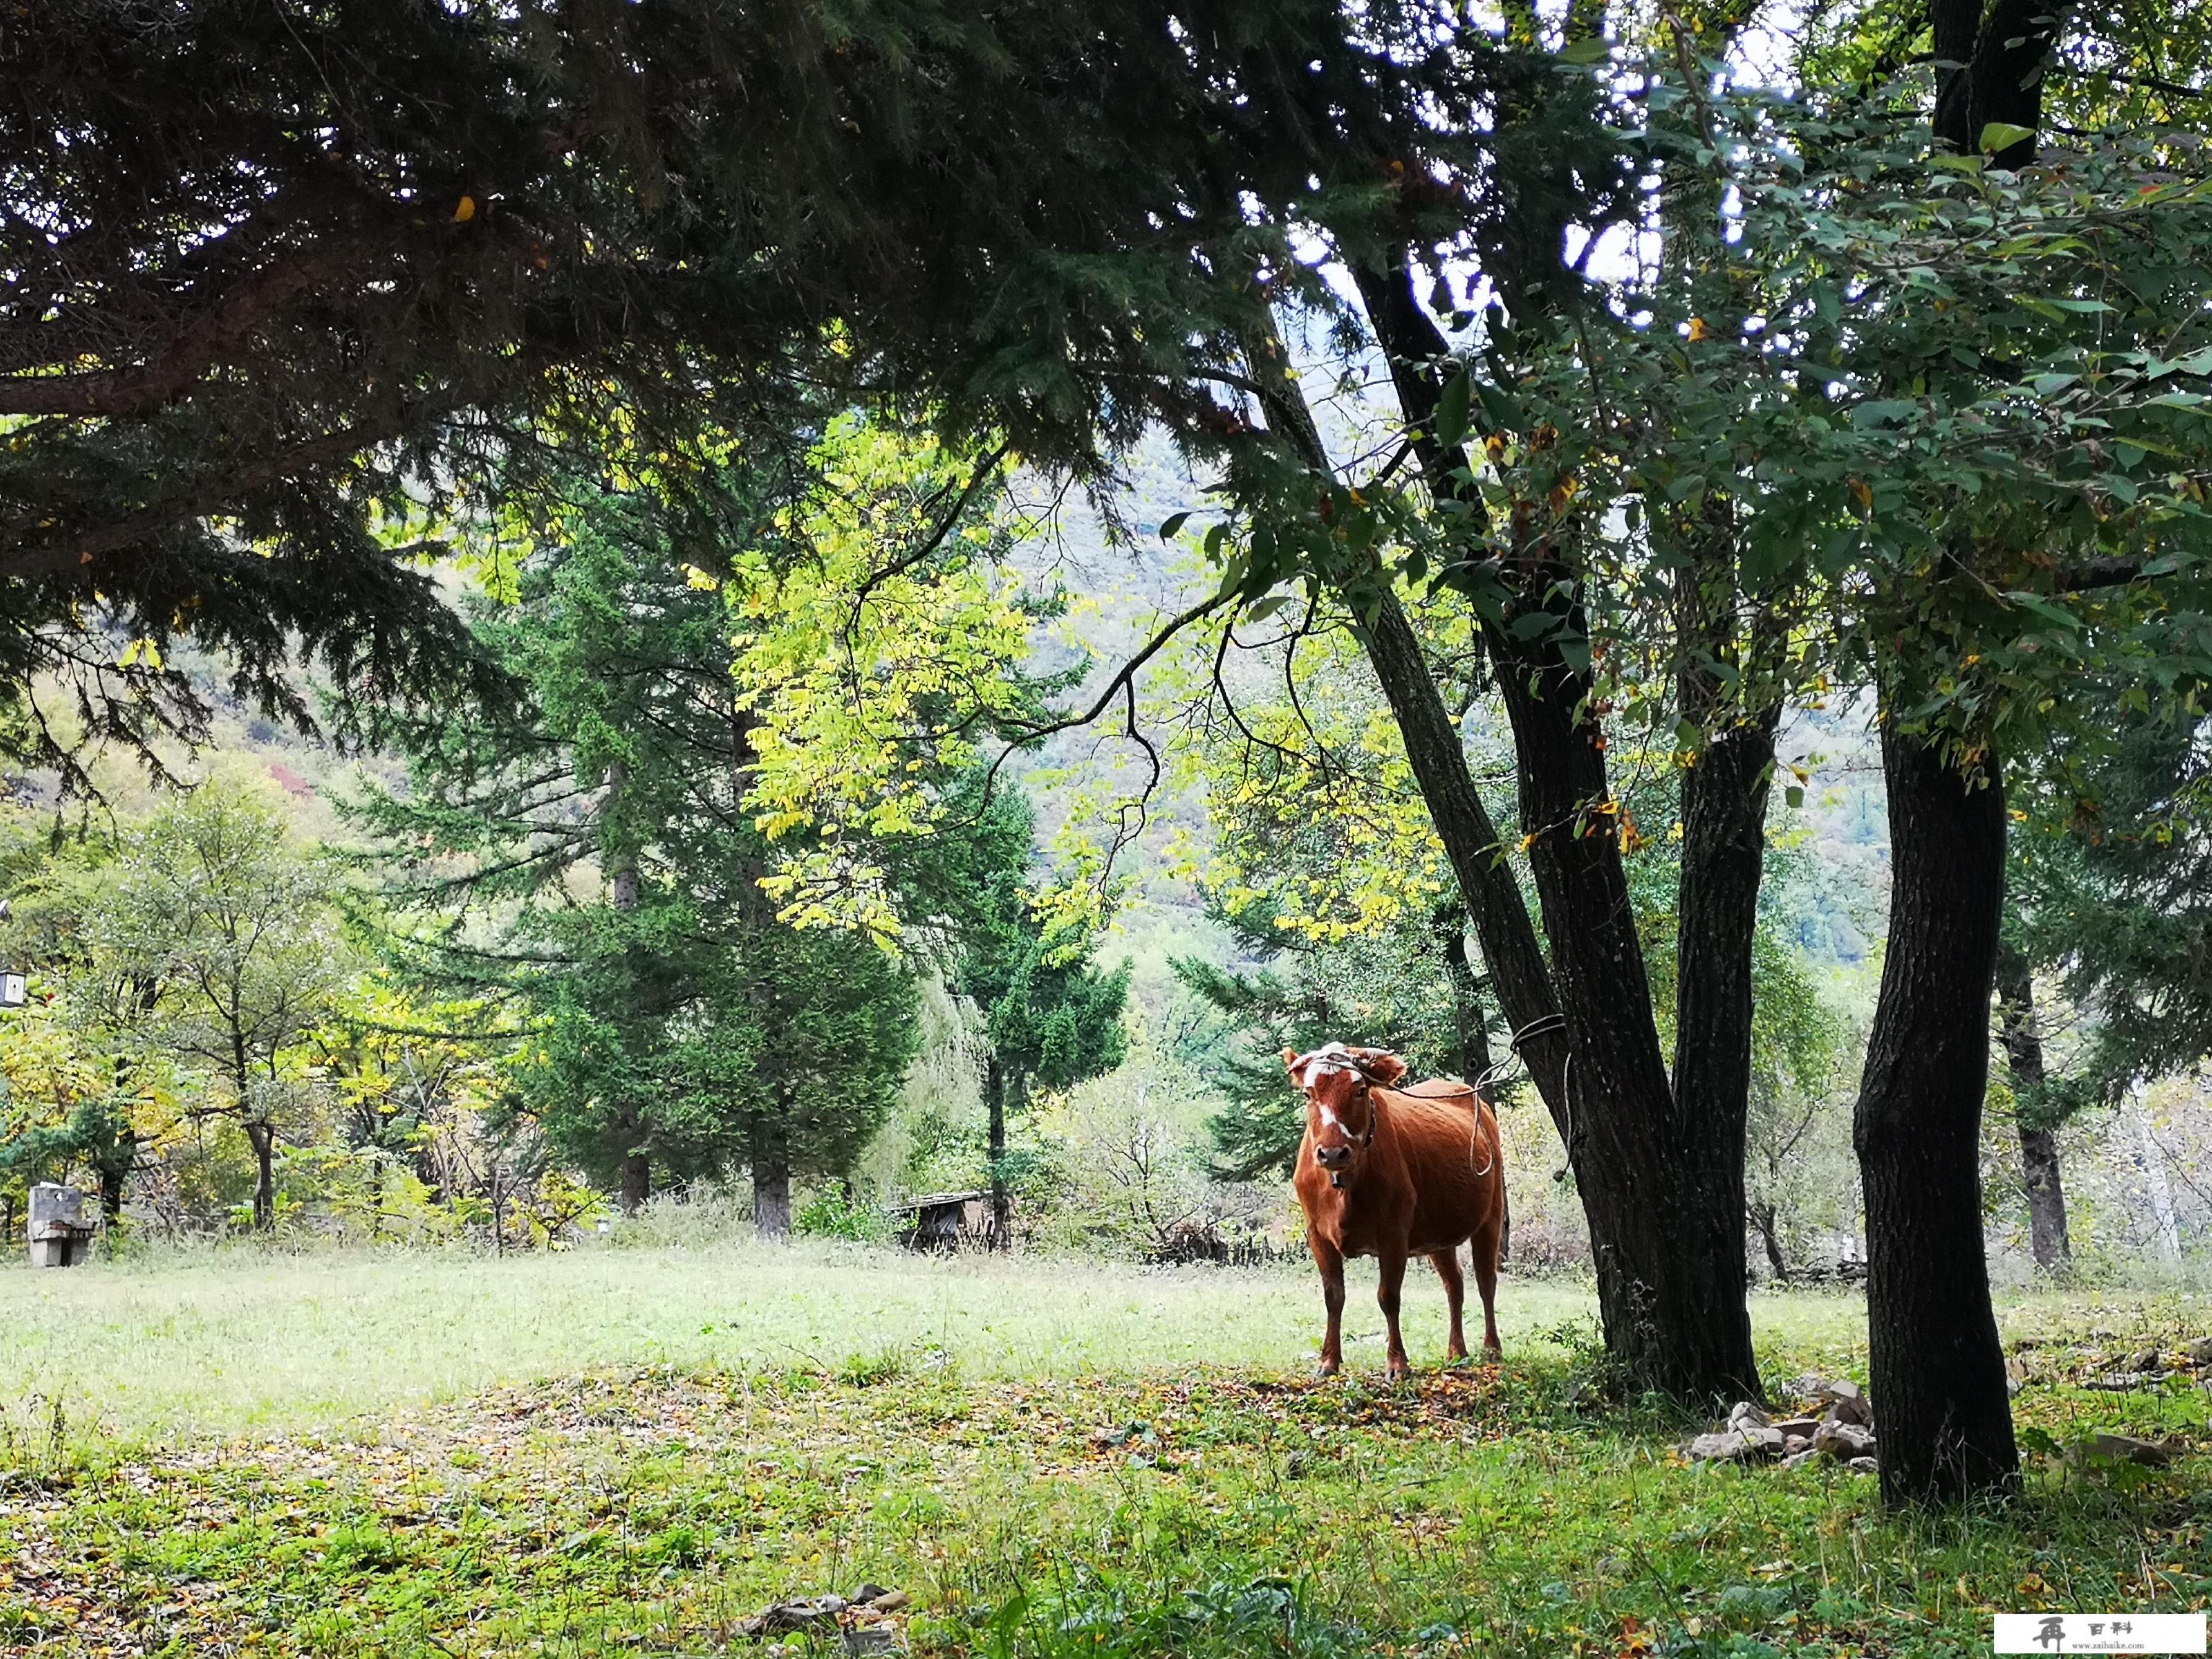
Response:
[[1499, 1184, 1512, 1266]]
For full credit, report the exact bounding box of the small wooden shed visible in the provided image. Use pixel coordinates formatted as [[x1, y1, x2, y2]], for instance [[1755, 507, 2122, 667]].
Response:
[[883, 1189, 990, 1251]]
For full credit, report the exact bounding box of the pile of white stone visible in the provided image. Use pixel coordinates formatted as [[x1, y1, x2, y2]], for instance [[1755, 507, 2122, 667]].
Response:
[[1686, 1377, 1878, 1475]]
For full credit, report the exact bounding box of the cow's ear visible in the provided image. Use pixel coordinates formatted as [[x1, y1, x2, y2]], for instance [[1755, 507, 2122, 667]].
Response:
[[1282, 1047, 1303, 1079], [1364, 1050, 1409, 1086]]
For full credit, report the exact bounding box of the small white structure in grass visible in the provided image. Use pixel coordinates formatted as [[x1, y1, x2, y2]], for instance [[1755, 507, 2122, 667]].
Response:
[[28, 1182, 95, 1268]]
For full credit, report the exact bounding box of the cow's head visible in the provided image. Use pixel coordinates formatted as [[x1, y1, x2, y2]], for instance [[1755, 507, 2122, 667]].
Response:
[[1285, 1043, 1407, 1188]]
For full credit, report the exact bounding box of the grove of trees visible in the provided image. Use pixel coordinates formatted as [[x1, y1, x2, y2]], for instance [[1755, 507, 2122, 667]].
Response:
[[6, 0, 2212, 1510]]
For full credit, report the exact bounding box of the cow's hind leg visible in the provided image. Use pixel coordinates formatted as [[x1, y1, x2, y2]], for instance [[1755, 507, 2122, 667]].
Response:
[[1311, 1237, 1347, 1377], [1471, 1220, 1503, 1360], [1377, 1246, 1411, 1381], [1432, 1248, 1468, 1364]]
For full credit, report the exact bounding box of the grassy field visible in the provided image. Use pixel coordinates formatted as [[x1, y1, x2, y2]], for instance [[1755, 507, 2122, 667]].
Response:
[[2, 1242, 2207, 1658]]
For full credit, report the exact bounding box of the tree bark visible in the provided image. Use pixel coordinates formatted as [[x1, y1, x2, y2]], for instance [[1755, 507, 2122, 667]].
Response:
[[618, 1149, 651, 1217], [245, 1121, 276, 1232], [751, 1109, 792, 1239], [98, 1131, 134, 1221], [1853, 726, 2019, 1503], [985, 1053, 1010, 1250], [1353, 591, 1572, 1113], [1993, 945, 2070, 1271], [1931, 0, 2061, 168], [1672, 693, 1781, 1351], [1489, 619, 1762, 1403], [1747, 1199, 1789, 1282]]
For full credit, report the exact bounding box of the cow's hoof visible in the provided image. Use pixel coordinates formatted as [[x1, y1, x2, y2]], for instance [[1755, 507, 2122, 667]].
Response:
[[1386, 1364, 1411, 1385], [1482, 1346, 1503, 1364], [1316, 1359, 1341, 1379], [1443, 1349, 1471, 1368]]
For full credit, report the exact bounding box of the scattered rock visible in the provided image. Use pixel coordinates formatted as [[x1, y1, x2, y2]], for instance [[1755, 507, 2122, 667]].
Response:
[[1847, 1456, 1879, 1476], [1783, 1434, 1810, 1455], [2128, 1347, 2162, 1374], [2092, 1432, 2174, 1468], [1821, 1381, 1873, 1427], [1727, 1401, 1772, 1432], [1812, 1420, 1877, 1461], [1689, 1426, 1782, 1463], [1089, 1422, 1155, 1450], [738, 1587, 912, 1646], [1780, 1448, 1820, 1471], [1771, 1416, 1822, 1438], [2083, 1372, 2160, 1392], [2187, 1336, 2212, 1367], [738, 1598, 846, 1639]]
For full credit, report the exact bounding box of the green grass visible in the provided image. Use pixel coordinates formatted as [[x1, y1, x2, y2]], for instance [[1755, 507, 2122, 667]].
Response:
[[0, 1241, 1607, 1440], [2, 1243, 2208, 1659]]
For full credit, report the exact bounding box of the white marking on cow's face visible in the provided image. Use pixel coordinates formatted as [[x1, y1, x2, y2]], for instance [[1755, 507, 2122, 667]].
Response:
[[1319, 1105, 1344, 1132]]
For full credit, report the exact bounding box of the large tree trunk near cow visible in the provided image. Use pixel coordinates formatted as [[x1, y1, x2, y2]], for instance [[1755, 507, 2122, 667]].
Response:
[[1839, 0, 2044, 1505], [1853, 726, 2019, 1503], [1489, 621, 1763, 1404], [1355, 590, 1570, 1112], [751, 1110, 792, 1238], [1671, 687, 1781, 1352], [1995, 945, 2070, 1272]]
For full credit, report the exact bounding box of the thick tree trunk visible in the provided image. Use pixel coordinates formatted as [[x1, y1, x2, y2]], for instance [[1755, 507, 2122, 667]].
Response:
[[1489, 624, 1763, 1403], [751, 1110, 792, 1239], [1356, 593, 1572, 1111], [618, 1149, 651, 1217], [1671, 696, 1781, 1353], [1993, 945, 2070, 1271], [985, 1054, 1010, 1250], [1853, 727, 2019, 1503], [1931, 0, 2061, 168]]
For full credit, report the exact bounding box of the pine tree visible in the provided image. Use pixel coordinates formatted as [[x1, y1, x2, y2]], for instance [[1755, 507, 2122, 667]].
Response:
[[356, 471, 919, 1223], [946, 787, 1130, 1245]]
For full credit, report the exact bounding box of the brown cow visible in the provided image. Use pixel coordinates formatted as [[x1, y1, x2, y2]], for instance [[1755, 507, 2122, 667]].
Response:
[[1285, 1042, 1507, 1378]]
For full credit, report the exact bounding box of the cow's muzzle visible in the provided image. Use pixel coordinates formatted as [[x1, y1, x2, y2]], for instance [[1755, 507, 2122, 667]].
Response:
[[1314, 1145, 1350, 1188]]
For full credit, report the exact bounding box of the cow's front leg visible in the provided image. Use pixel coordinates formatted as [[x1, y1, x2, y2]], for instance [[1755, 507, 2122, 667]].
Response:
[[1311, 1237, 1347, 1377], [1376, 1246, 1410, 1381]]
